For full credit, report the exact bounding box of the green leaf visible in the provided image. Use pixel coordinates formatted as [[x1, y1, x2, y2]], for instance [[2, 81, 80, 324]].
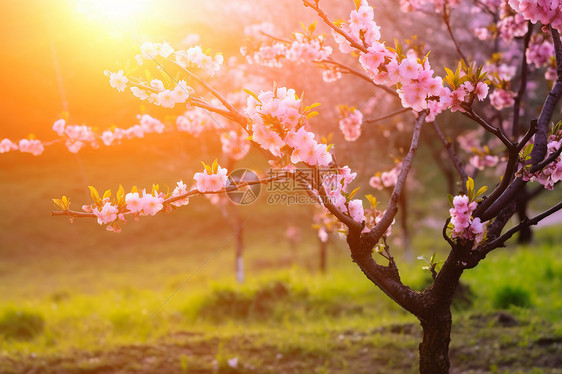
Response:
[[348, 187, 360, 200], [522, 143, 534, 157], [201, 161, 212, 174], [365, 194, 378, 209], [474, 186, 487, 199], [117, 184, 125, 205], [52, 199, 64, 209], [308, 21, 317, 34], [466, 177, 474, 199], [305, 102, 322, 112], [243, 88, 261, 103], [88, 186, 101, 204], [447, 194, 455, 208]]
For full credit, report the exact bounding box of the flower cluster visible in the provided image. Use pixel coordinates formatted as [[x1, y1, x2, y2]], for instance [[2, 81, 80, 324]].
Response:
[[108, 72, 194, 109], [332, 1, 381, 53], [73, 162, 230, 233], [193, 160, 231, 193], [322, 67, 342, 83], [107, 42, 225, 107], [285, 32, 332, 63], [520, 130, 562, 190], [174, 46, 224, 77], [335, 1, 460, 121], [509, 0, 562, 32], [369, 163, 402, 190], [470, 154, 500, 170], [449, 81, 490, 112], [321, 166, 358, 214], [241, 43, 287, 68], [0, 138, 44, 156], [175, 108, 211, 137], [245, 87, 333, 166], [137, 42, 223, 77], [497, 11, 528, 41], [124, 190, 165, 216], [449, 195, 485, 243], [527, 37, 554, 68], [53, 115, 166, 152], [241, 24, 332, 67], [489, 88, 515, 110], [338, 106, 363, 141]]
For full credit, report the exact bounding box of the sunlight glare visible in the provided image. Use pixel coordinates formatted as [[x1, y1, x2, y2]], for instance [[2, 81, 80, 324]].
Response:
[[77, 0, 148, 27]]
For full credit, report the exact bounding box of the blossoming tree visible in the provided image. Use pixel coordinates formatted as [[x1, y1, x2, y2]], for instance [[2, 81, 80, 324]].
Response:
[[3, 0, 562, 372]]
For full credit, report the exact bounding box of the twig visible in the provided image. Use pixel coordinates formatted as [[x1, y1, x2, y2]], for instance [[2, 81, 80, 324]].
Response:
[[443, 3, 469, 65], [321, 59, 398, 97], [365, 112, 427, 246], [516, 119, 538, 152], [462, 108, 515, 150], [364, 108, 410, 124], [52, 175, 288, 218], [169, 60, 247, 125], [303, 0, 369, 54], [432, 121, 468, 192], [512, 23, 534, 140]]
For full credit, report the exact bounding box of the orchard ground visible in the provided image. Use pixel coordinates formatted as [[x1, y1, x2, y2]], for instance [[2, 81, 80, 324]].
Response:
[[1, 140, 562, 373]]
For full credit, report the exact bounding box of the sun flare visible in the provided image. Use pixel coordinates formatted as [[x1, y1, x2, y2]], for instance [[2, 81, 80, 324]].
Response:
[[77, 0, 149, 26]]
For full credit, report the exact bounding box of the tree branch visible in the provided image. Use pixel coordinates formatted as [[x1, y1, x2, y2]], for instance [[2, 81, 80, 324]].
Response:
[[365, 112, 427, 246], [443, 3, 469, 65], [512, 23, 534, 140], [169, 60, 248, 126], [478, 27, 562, 220], [462, 108, 515, 150], [478, 200, 562, 256], [321, 59, 399, 97], [364, 108, 410, 124], [303, 0, 369, 54], [52, 175, 287, 218]]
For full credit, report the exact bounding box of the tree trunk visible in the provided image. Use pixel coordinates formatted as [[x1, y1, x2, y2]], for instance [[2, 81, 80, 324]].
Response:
[[319, 239, 327, 273], [419, 313, 452, 374], [235, 216, 244, 284]]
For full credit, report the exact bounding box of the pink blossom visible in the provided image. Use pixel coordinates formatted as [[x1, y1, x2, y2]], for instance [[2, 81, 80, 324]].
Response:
[[108, 70, 128, 92], [93, 202, 119, 225], [348, 199, 365, 223], [18, 139, 44, 156], [489, 89, 515, 110], [194, 165, 230, 193], [0, 139, 18, 153], [53, 119, 66, 136], [339, 109, 363, 142]]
